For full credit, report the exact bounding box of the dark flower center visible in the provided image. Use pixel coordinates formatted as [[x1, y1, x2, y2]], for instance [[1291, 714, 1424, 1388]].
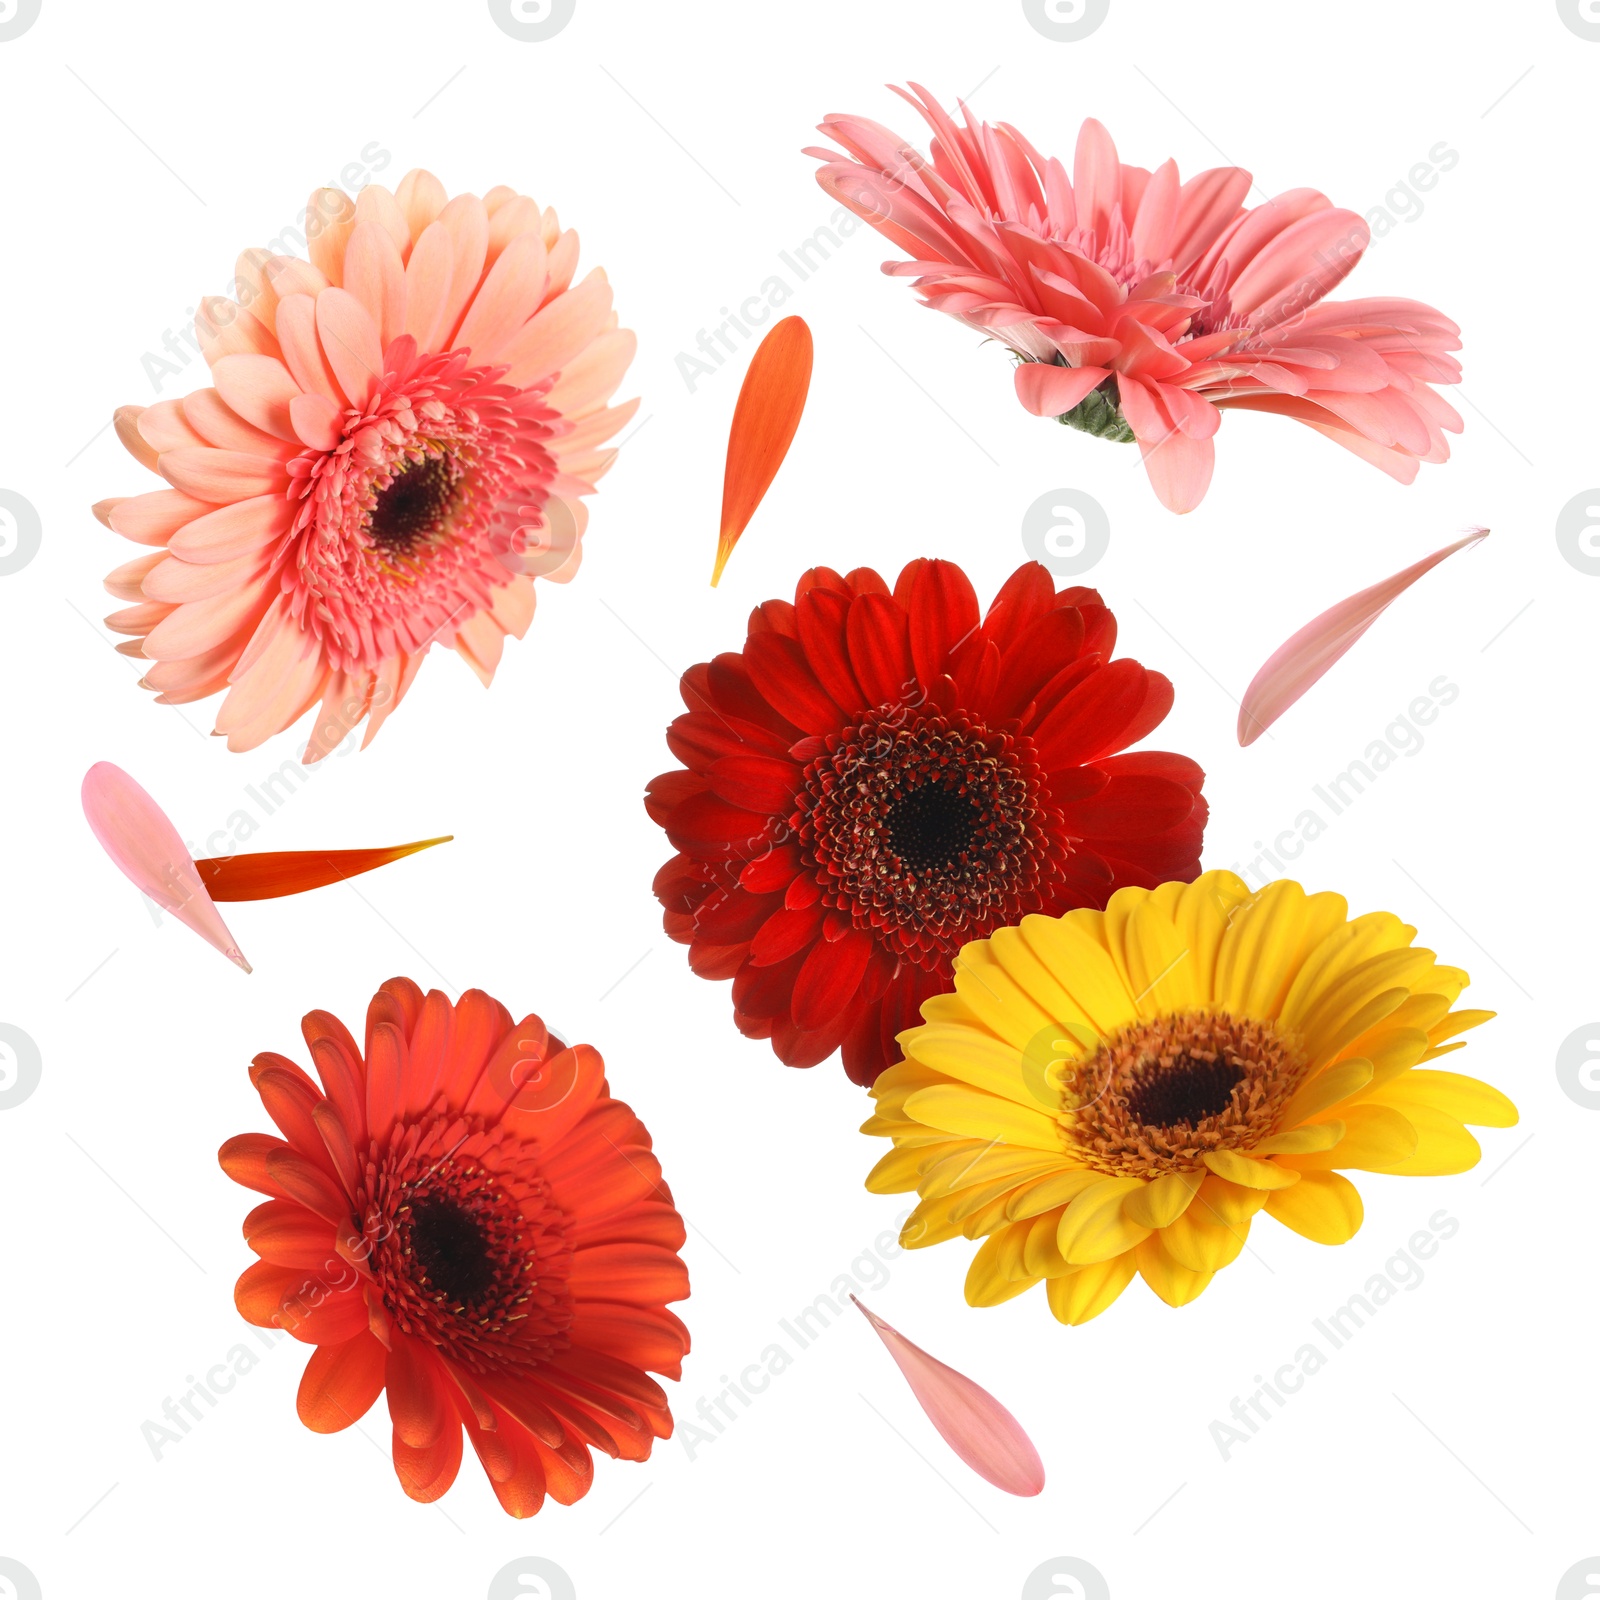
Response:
[[1121, 1055, 1246, 1128], [362, 1129, 576, 1374], [883, 782, 979, 871], [1062, 1011, 1310, 1178], [368, 454, 460, 552], [794, 705, 1068, 970], [408, 1194, 495, 1306]]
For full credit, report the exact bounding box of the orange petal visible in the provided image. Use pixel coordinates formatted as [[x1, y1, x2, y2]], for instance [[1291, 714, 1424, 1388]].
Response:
[[193, 836, 451, 899], [1237, 528, 1487, 745], [297, 1331, 387, 1433], [713, 315, 813, 586], [853, 1296, 1044, 1496]]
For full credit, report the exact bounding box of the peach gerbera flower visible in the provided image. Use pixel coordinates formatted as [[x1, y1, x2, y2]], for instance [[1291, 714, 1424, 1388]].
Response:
[[96, 170, 636, 757], [811, 87, 1462, 513]]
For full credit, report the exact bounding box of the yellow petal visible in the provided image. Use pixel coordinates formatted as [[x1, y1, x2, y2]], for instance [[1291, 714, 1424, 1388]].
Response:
[[1368, 1069, 1517, 1128], [1191, 1173, 1269, 1227], [1122, 1168, 1205, 1228], [985, 924, 1104, 1044], [1123, 894, 1201, 1014], [960, 1191, 1020, 1238], [950, 1173, 1045, 1225], [1279, 911, 1408, 1029], [950, 943, 1053, 1049], [1304, 987, 1410, 1070], [902, 1086, 1064, 1152], [1252, 1120, 1344, 1155], [902, 1024, 1038, 1107], [900, 1193, 968, 1249], [1344, 1026, 1432, 1089], [1161, 1203, 1250, 1273], [869, 1059, 947, 1115], [1022, 1208, 1072, 1277], [1046, 1253, 1139, 1326], [964, 1228, 1040, 1305], [915, 991, 988, 1030], [1003, 1167, 1102, 1220], [1377, 991, 1453, 1035], [1277, 1056, 1374, 1127], [1428, 1008, 1494, 1047], [1201, 1149, 1302, 1189], [1264, 1171, 1364, 1244], [1294, 945, 1436, 1056], [1174, 872, 1250, 1000], [1284, 1104, 1418, 1172], [1057, 1175, 1151, 1265], [918, 1145, 1065, 1199], [1134, 1234, 1214, 1308], [1018, 911, 1138, 1033], [1366, 1105, 1481, 1176], [1411, 962, 1469, 1008], [865, 1144, 942, 1194], [1214, 880, 1312, 1017]]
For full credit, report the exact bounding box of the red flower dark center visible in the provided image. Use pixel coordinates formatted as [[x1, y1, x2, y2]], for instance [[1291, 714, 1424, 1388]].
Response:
[[362, 1124, 575, 1375], [367, 453, 463, 554], [883, 782, 979, 870], [794, 705, 1068, 969]]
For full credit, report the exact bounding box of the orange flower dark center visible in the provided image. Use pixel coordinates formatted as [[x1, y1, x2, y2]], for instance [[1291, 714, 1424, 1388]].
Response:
[[367, 453, 462, 554], [794, 705, 1068, 970], [407, 1193, 496, 1306], [362, 1125, 576, 1375]]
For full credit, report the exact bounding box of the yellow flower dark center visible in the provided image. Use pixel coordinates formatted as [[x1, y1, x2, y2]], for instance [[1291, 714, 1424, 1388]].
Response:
[[1063, 1011, 1308, 1177]]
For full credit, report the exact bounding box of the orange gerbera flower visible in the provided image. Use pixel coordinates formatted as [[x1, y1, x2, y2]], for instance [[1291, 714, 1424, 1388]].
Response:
[[220, 978, 689, 1515]]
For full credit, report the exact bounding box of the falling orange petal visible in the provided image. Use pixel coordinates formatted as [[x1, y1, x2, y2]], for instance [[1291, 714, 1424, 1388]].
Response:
[[852, 1296, 1044, 1496], [713, 315, 813, 585], [1237, 527, 1488, 746], [194, 837, 452, 900]]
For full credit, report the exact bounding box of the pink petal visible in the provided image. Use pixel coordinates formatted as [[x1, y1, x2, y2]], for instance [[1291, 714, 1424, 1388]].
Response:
[[1071, 118, 1122, 240], [81, 763, 251, 972], [1014, 362, 1110, 418], [314, 288, 384, 408], [852, 1297, 1044, 1497], [1118, 378, 1215, 512], [1237, 527, 1488, 745]]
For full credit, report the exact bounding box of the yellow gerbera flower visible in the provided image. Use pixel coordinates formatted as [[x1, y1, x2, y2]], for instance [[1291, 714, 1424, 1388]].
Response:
[[863, 871, 1517, 1325]]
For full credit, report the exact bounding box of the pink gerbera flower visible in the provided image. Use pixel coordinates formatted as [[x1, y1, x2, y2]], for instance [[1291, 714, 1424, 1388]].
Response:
[[811, 87, 1462, 513], [96, 170, 636, 757]]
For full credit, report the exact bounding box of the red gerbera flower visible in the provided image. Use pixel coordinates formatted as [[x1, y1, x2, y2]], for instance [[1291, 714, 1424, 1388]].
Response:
[[219, 977, 689, 1516], [646, 559, 1207, 1086]]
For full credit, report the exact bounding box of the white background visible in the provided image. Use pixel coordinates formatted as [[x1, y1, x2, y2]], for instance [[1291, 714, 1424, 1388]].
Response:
[[0, 1, 1594, 1596]]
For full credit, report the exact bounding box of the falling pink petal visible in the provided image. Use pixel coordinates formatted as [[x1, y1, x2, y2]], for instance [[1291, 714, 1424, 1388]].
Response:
[[81, 762, 251, 972], [852, 1295, 1044, 1496], [1237, 527, 1488, 746]]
